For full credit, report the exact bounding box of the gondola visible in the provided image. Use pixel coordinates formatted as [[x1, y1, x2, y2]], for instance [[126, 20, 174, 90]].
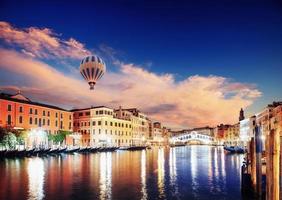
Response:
[[89, 147, 100, 153], [16, 149, 27, 157], [224, 146, 245, 154], [25, 149, 35, 156], [4, 150, 18, 157], [127, 146, 146, 151], [65, 147, 80, 153], [57, 147, 67, 153], [48, 148, 59, 154], [0, 150, 7, 157]]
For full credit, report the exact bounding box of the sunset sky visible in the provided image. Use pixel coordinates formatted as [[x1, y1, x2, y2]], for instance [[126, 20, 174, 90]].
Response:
[[0, 0, 281, 129]]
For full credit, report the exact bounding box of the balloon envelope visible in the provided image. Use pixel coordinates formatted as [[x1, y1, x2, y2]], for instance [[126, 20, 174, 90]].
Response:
[[79, 55, 106, 90]]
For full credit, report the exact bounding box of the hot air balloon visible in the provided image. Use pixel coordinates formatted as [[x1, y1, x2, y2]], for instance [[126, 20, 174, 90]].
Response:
[[79, 55, 106, 90]]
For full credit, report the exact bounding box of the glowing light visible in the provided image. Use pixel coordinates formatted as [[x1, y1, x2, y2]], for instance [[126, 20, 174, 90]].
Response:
[[157, 148, 165, 199], [27, 158, 45, 200], [99, 152, 112, 200], [140, 150, 147, 200]]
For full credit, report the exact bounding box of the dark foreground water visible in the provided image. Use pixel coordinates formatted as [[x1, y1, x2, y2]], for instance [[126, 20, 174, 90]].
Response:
[[0, 146, 244, 200]]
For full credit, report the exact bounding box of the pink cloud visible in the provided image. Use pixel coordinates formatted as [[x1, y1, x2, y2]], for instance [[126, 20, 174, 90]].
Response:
[[0, 48, 261, 128], [0, 21, 91, 59]]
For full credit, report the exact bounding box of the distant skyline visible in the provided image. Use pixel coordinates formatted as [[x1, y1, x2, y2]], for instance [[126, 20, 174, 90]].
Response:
[[0, 0, 281, 129]]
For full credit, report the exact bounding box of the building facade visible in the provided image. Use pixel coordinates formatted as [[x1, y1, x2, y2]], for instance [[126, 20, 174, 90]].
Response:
[[0, 92, 73, 147]]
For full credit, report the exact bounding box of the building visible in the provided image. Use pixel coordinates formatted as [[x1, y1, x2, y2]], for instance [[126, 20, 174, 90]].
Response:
[[213, 124, 230, 145], [151, 122, 164, 145], [0, 92, 73, 147], [72, 106, 150, 147], [115, 107, 150, 146], [72, 106, 133, 147], [225, 123, 240, 146], [239, 116, 256, 147]]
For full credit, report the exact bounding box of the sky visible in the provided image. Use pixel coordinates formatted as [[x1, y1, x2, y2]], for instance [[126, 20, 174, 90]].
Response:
[[0, 0, 281, 129]]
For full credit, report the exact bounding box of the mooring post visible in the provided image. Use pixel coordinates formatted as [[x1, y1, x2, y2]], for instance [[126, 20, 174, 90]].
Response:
[[255, 125, 262, 197], [250, 137, 256, 190], [271, 128, 280, 200]]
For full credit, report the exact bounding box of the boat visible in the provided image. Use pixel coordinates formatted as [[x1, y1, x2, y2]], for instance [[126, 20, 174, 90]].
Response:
[[4, 150, 18, 157], [224, 146, 245, 154], [16, 149, 27, 157], [57, 147, 67, 153], [25, 149, 35, 156], [65, 147, 80, 153], [48, 148, 59, 154], [0, 150, 7, 157], [127, 146, 146, 151], [89, 147, 100, 153]]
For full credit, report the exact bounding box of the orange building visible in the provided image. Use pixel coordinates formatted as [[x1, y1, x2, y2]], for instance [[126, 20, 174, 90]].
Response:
[[0, 92, 73, 142]]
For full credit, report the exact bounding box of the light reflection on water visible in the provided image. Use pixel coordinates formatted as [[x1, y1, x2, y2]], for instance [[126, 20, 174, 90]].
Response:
[[140, 150, 147, 200], [99, 152, 112, 200], [0, 146, 244, 200], [27, 158, 45, 200]]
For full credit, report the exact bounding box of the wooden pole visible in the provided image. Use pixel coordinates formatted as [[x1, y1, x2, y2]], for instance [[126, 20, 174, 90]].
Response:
[[255, 125, 262, 197], [272, 129, 280, 200], [280, 135, 282, 198], [250, 137, 256, 190]]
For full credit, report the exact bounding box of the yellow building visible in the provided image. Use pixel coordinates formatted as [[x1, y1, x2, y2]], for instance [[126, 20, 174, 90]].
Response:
[[73, 106, 150, 147], [225, 123, 240, 146]]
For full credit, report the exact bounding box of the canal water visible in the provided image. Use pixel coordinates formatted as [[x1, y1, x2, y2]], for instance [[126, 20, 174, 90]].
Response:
[[0, 146, 244, 200]]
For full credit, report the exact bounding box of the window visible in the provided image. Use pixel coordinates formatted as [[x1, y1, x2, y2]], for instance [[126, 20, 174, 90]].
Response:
[[69, 115, 72, 120], [55, 120, 58, 127], [60, 121, 63, 129], [99, 110, 103, 114], [35, 118, 38, 125], [39, 118, 42, 127], [19, 106, 23, 113], [35, 109, 38, 115], [115, 122, 117, 127], [29, 108, 33, 114], [79, 112, 83, 116], [47, 119, 50, 126], [29, 117, 32, 125], [96, 111, 98, 115], [7, 105, 12, 111], [61, 113, 63, 118], [98, 121, 101, 126], [69, 122, 71, 129], [47, 111, 50, 117], [19, 116, 23, 123], [110, 122, 113, 126], [105, 121, 108, 126], [92, 121, 96, 126], [85, 112, 90, 116], [7, 115, 12, 125], [43, 119, 45, 126], [43, 110, 45, 116], [56, 113, 58, 118], [93, 129, 95, 134], [99, 129, 101, 134]]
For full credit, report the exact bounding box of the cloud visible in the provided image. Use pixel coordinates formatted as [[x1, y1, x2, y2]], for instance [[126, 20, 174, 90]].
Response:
[[0, 48, 261, 128], [0, 21, 91, 59]]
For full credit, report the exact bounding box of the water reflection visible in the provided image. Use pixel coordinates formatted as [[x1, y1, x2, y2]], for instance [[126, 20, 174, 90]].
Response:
[[140, 150, 147, 200], [157, 148, 165, 199], [0, 146, 244, 200], [99, 152, 112, 200], [27, 158, 45, 200], [169, 147, 179, 198]]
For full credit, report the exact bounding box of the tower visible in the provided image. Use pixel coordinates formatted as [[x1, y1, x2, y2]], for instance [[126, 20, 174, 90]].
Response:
[[239, 108, 245, 121]]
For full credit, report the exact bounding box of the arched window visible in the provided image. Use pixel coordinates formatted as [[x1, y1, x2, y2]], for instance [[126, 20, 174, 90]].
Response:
[[19, 116, 23, 124]]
